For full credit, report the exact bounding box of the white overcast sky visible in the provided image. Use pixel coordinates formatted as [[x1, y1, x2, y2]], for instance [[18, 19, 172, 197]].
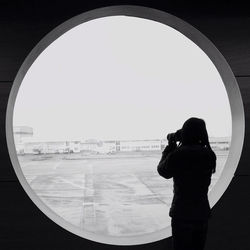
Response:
[[13, 16, 232, 141]]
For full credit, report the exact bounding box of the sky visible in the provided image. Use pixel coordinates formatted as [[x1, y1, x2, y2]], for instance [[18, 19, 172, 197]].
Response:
[[13, 16, 232, 142]]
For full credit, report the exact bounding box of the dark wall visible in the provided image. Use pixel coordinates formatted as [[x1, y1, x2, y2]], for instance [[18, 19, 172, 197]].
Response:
[[1, 2, 250, 249]]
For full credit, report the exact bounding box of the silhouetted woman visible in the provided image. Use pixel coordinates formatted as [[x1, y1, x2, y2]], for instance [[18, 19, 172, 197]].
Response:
[[157, 117, 216, 250]]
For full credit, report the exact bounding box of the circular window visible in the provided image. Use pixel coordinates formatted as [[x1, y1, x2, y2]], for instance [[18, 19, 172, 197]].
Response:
[[6, 6, 244, 245]]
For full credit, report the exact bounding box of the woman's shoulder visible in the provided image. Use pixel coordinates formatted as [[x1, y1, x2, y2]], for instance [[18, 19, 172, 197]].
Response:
[[176, 145, 216, 159]]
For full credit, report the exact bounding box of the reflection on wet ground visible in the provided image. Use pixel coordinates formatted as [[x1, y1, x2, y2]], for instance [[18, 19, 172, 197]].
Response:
[[19, 151, 227, 236]]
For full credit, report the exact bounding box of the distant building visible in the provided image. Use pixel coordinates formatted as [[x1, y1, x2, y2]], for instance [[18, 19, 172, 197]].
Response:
[[23, 142, 46, 154], [80, 140, 99, 153], [80, 140, 116, 154], [19, 140, 81, 155], [14, 126, 33, 154], [13, 126, 33, 144], [100, 141, 116, 153], [68, 141, 81, 153], [209, 137, 231, 150], [119, 140, 161, 152], [40, 141, 81, 154], [14, 131, 231, 155]]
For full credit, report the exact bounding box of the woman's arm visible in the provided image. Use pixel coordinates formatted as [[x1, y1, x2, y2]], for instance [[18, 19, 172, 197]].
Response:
[[157, 142, 177, 179]]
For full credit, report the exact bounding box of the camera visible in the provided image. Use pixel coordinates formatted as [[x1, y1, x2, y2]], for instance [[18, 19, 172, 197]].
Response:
[[167, 129, 182, 142]]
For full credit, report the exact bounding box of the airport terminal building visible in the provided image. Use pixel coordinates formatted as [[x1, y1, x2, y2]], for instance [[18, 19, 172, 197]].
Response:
[[14, 126, 231, 155]]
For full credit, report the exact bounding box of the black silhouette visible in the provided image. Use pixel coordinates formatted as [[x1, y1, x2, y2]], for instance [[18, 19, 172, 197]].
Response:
[[157, 117, 216, 250]]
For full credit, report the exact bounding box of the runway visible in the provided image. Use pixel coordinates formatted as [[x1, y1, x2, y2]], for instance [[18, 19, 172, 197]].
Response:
[[18, 151, 227, 236]]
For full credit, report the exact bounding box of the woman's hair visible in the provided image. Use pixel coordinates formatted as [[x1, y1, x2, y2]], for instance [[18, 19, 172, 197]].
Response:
[[181, 117, 216, 173], [181, 117, 211, 149]]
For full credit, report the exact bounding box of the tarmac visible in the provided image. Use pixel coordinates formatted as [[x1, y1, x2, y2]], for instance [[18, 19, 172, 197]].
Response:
[[18, 150, 227, 236]]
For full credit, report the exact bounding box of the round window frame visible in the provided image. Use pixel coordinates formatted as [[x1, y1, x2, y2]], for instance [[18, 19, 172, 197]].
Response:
[[6, 5, 245, 246]]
